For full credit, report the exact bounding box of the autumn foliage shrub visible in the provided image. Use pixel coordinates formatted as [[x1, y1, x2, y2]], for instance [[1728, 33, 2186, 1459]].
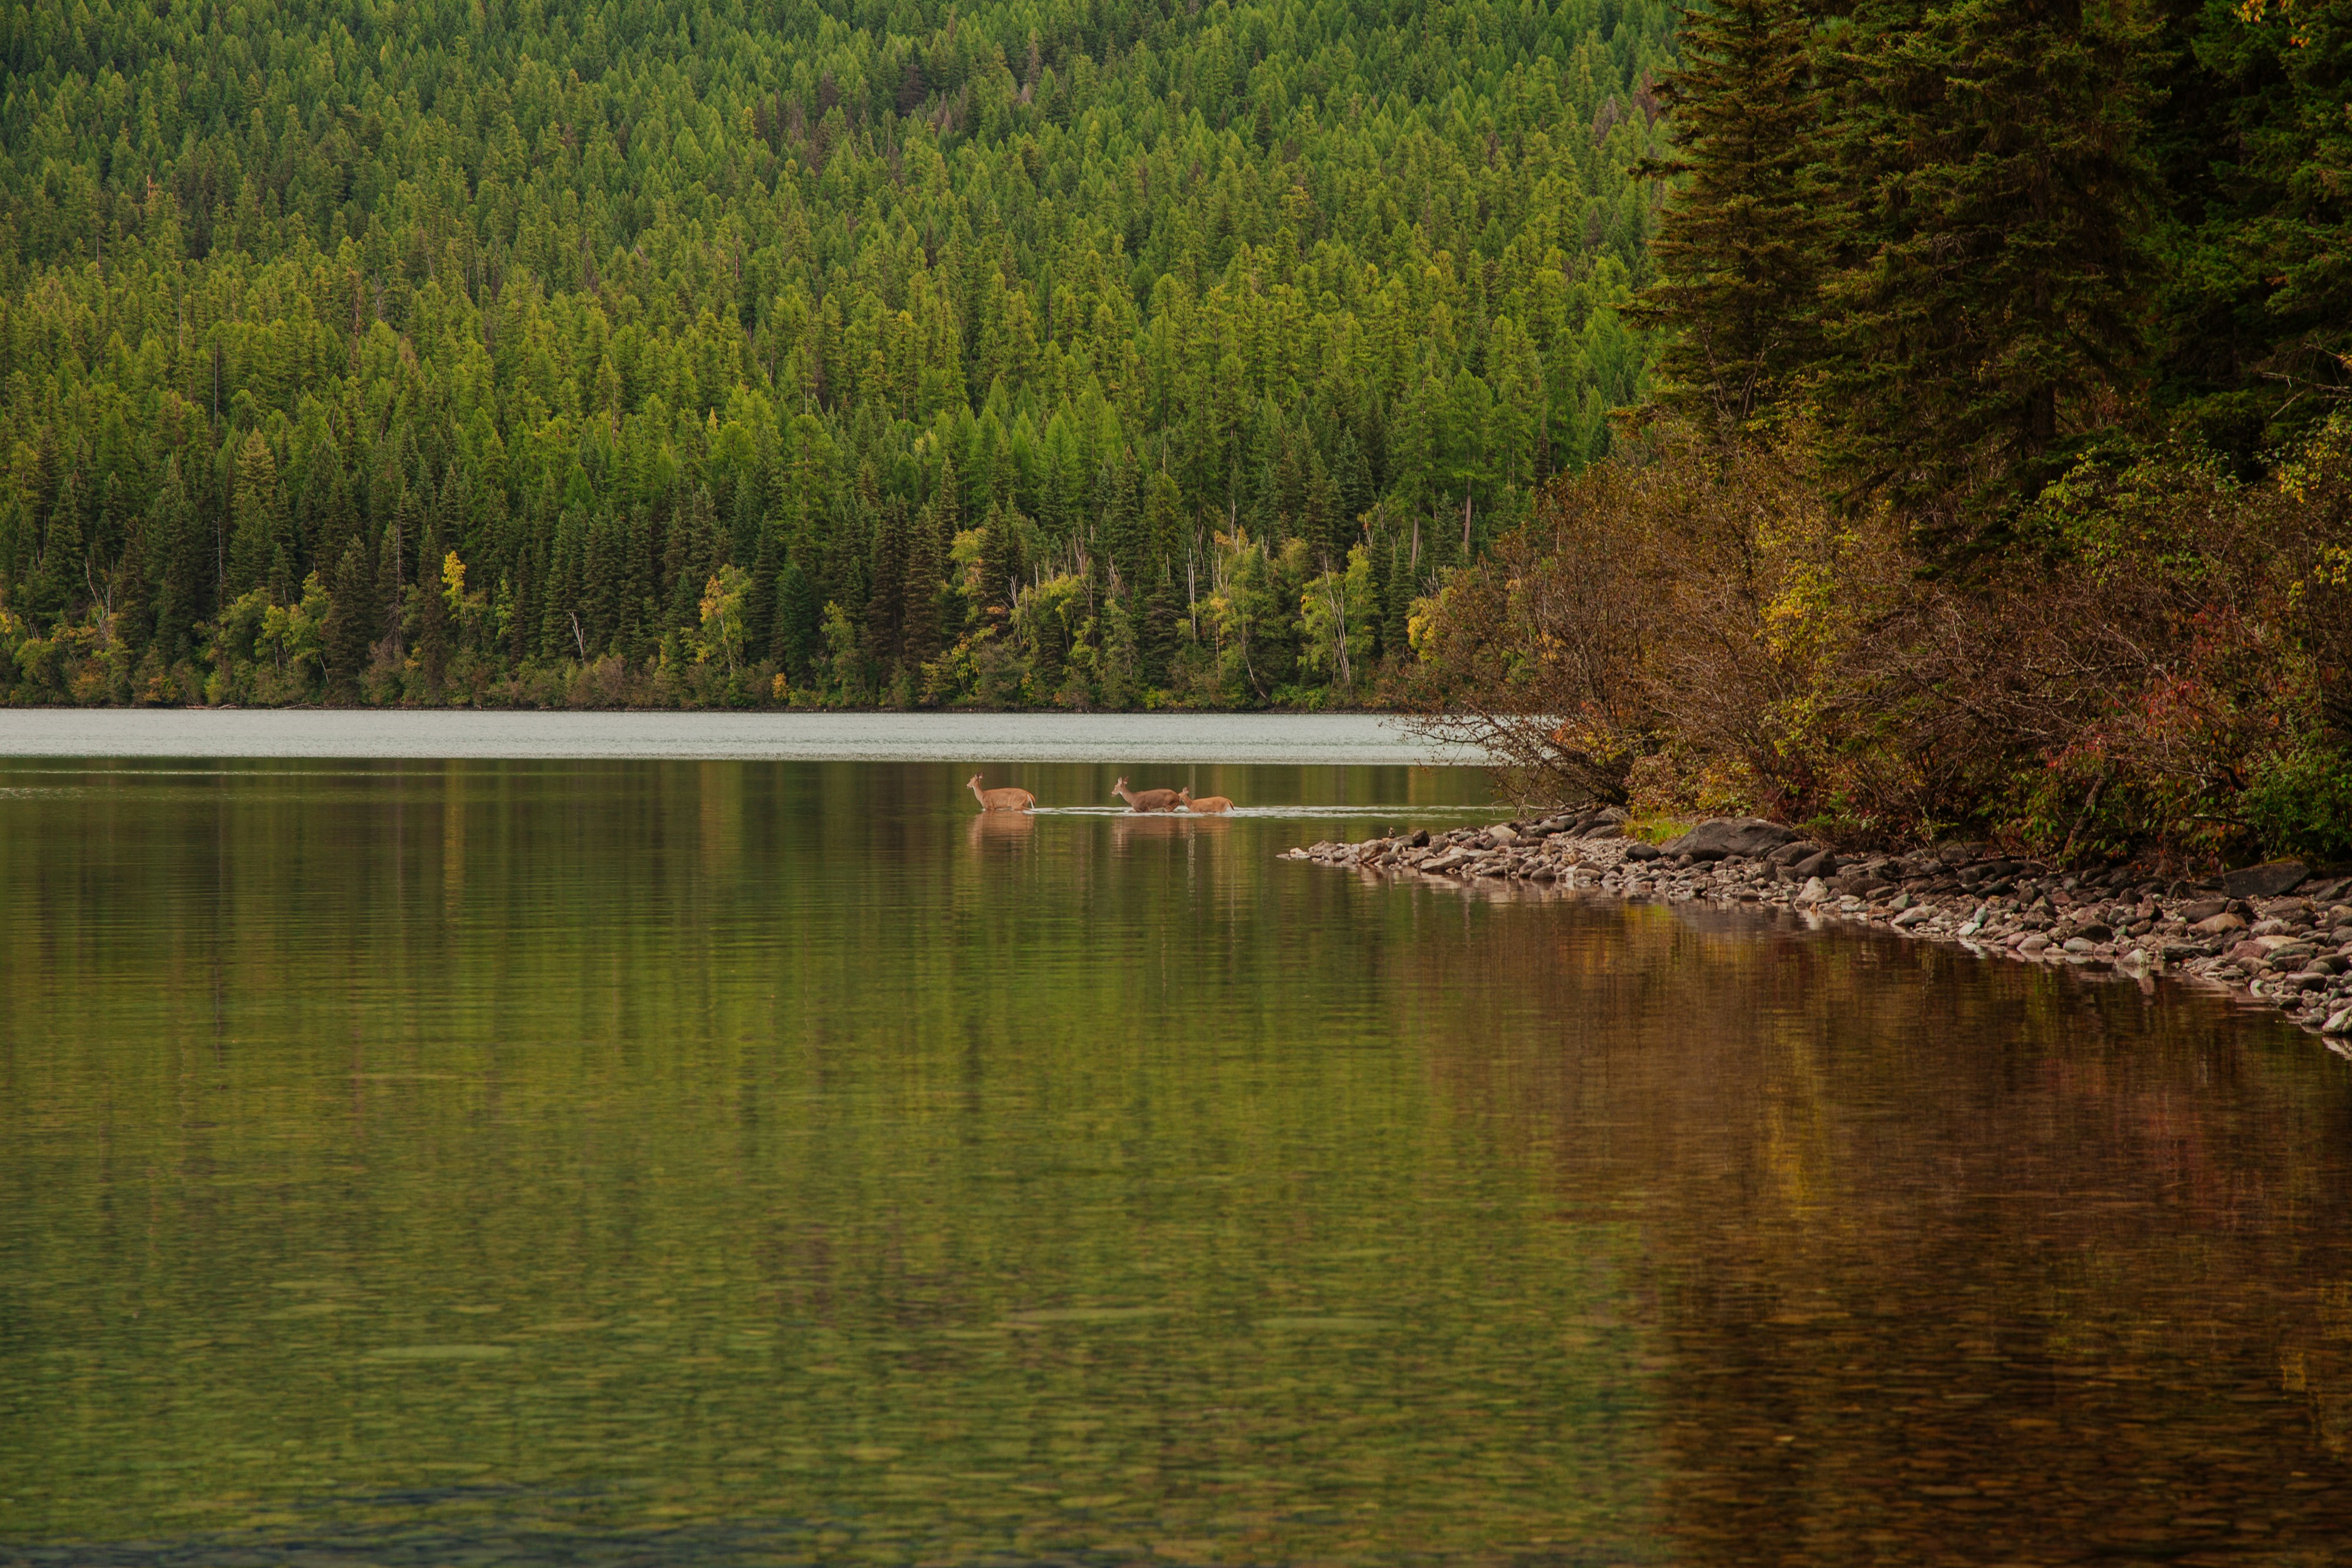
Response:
[[1408, 413, 2352, 864]]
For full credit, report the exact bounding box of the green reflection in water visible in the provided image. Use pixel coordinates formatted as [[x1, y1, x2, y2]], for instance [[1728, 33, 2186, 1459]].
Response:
[[8, 757, 2352, 1566], [3, 759, 1661, 1564]]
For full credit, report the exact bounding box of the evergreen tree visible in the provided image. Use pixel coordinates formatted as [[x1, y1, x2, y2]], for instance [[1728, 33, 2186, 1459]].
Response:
[[774, 550, 821, 674], [148, 459, 203, 660], [113, 512, 152, 655], [385, 489, 417, 658], [1141, 573, 1180, 687], [866, 494, 908, 668], [977, 500, 1024, 628], [901, 499, 948, 671], [228, 432, 283, 600], [28, 470, 85, 625], [1633, 0, 1832, 427], [1818, 0, 2157, 545], [667, 486, 721, 630], [323, 536, 376, 688]]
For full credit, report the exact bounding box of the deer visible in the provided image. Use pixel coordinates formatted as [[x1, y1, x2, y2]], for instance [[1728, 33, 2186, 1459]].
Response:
[[967, 775, 1036, 812], [1179, 788, 1234, 814], [1111, 776, 1184, 813]]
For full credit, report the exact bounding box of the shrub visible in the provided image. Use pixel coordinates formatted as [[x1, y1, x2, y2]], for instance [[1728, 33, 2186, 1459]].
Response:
[[1405, 410, 2352, 862]]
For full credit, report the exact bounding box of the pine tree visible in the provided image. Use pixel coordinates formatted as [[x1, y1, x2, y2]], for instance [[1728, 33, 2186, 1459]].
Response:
[[667, 484, 720, 629], [773, 549, 821, 674], [901, 499, 947, 670], [385, 487, 417, 657], [1097, 459, 1142, 587], [1141, 570, 1179, 687], [28, 468, 85, 624], [323, 535, 376, 688], [1633, 0, 1832, 428], [228, 432, 286, 599], [148, 459, 203, 658], [977, 500, 1024, 628], [1302, 452, 1345, 569], [113, 512, 152, 654], [1818, 0, 2157, 547], [866, 493, 908, 668]]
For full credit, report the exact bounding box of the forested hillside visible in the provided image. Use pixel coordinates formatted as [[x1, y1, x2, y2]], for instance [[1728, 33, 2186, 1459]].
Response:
[[0, 0, 1672, 708]]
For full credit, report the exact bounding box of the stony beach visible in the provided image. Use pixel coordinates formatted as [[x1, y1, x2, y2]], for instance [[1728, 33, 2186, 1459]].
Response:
[[1286, 810, 2352, 1044]]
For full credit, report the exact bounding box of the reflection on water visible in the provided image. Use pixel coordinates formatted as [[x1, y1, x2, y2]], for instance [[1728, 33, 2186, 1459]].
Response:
[[4, 758, 2351, 1566]]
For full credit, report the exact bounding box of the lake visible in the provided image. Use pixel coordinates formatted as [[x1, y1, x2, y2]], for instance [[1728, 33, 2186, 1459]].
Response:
[[5, 744, 2352, 1565]]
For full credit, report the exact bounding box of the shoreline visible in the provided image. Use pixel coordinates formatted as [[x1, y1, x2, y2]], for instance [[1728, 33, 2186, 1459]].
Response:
[[1287, 811, 2352, 1045], [0, 710, 1472, 767]]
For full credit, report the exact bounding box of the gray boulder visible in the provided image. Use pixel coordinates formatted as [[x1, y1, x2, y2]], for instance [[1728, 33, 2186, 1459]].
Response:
[[1662, 817, 1805, 862], [2222, 860, 2309, 899]]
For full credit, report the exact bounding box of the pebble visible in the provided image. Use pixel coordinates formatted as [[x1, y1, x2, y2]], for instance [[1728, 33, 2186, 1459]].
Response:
[[1285, 814, 2352, 1043]]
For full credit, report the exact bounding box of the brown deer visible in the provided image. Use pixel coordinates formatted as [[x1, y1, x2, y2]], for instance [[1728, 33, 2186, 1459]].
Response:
[[967, 775, 1036, 812], [1179, 788, 1234, 814], [1111, 776, 1183, 813]]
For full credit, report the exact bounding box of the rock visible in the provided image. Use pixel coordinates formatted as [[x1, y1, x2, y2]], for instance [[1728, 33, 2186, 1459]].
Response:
[[1409, 828, 1430, 848], [2222, 859, 2309, 899], [1661, 817, 1804, 862], [2073, 923, 2113, 942], [2063, 937, 2099, 955], [1795, 876, 1829, 905], [2191, 912, 2246, 935], [2179, 899, 2233, 924], [1893, 906, 1933, 928], [2017, 934, 2052, 955], [1792, 849, 1839, 879], [1623, 841, 1664, 862], [2325, 1007, 2352, 1036], [1580, 823, 1623, 840], [1488, 825, 1518, 846]]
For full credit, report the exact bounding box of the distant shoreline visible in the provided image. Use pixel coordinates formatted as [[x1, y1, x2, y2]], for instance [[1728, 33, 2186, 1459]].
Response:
[[0, 710, 1479, 768]]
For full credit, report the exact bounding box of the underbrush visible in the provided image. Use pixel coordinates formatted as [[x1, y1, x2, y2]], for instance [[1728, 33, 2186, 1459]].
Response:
[[1405, 414, 2352, 869]]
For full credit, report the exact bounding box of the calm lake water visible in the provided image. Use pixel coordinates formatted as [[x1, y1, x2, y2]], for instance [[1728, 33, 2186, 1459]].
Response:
[[6, 755, 2352, 1566]]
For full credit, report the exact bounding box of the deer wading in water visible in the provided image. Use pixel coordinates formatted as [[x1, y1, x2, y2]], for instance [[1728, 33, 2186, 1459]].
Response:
[[1112, 777, 1184, 813], [967, 775, 1036, 812], [1179, 788, 1234, 814]]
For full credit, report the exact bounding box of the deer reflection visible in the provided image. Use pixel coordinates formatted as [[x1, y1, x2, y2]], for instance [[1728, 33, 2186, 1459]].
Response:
[[965, 809, 1036, 851]]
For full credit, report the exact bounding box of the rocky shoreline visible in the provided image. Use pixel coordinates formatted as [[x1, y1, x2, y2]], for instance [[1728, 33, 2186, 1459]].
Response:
[[1285, 810, 2352, 1044]]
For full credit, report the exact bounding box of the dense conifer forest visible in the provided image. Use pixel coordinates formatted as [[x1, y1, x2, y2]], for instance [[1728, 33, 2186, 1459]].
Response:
[[0, 0, 1669, 708]]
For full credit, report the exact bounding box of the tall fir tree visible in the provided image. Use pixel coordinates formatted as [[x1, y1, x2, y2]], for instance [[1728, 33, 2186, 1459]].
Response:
[[228, 432, 283, 600], [866, 492, 908, 667], [323, 535, 376, 688], [900, 497, 948, 670], [1633, 0, 1832, 427], [147, 459, 203, 658], [1818, 0, 2157, 550]]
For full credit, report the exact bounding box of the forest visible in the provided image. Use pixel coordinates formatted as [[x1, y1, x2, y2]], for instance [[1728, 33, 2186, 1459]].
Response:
[[1410, 0, 2352, 861], [0, 0, 1668, 709]]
